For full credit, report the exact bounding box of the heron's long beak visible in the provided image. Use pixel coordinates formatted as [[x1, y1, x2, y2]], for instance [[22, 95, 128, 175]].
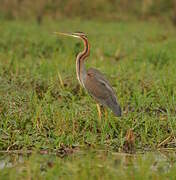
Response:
[[54, 32, 80, 39]]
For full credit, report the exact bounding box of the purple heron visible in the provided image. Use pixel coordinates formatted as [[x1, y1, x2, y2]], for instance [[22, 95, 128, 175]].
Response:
[[55, 32, 122, 117]]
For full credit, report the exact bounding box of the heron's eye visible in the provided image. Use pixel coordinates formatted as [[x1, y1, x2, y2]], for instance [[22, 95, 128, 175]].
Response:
[[87, 72, 93, 77]]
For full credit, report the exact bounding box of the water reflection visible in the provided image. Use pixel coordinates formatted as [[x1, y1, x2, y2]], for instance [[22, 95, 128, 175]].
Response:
[[0, 154, 24, 169], [0, 149, 176, 173]]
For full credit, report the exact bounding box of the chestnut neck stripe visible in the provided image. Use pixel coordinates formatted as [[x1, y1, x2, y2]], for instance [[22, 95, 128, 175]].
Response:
[[77, 36, 90, 81]]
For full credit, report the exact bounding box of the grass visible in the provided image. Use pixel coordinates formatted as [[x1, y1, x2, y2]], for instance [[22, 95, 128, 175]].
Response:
[[0, 18, 176, 178]]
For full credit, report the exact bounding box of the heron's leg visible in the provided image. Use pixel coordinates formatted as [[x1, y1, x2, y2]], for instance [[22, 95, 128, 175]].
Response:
[[96, 104, 102, 121], [101, 105, 108, 119], [104, 108, 108, 119]]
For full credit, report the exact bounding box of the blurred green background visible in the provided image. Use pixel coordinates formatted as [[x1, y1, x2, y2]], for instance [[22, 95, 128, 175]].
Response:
[[0, 0, 175, 23]]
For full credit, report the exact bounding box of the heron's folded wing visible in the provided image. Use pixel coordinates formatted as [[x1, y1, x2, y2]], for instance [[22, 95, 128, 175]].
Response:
[[84, 68, 121, 116], [85, 68, 116, 103]]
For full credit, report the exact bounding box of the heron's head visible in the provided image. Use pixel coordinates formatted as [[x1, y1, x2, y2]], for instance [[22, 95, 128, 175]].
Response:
[[54, 31, 87, 39]]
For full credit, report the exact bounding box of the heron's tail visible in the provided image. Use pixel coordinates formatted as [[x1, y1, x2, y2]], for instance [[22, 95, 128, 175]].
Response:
[[112, 104, 122, 117], [106, 97, 122, 117]]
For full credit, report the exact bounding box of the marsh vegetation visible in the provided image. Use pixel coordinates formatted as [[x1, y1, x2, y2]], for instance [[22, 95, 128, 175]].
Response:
[[0, 19, 176, 178]]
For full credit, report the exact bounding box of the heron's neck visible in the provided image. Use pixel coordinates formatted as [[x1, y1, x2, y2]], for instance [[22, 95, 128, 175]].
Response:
[[76, 37, 90, 86]]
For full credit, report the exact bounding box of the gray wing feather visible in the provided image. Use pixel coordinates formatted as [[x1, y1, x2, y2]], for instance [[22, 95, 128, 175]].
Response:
[[84, 68, 121, 116]]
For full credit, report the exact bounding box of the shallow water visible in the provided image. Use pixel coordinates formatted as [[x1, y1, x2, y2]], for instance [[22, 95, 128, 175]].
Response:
[[0, 150, 176, 170], [0, 149, 176, 179]]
